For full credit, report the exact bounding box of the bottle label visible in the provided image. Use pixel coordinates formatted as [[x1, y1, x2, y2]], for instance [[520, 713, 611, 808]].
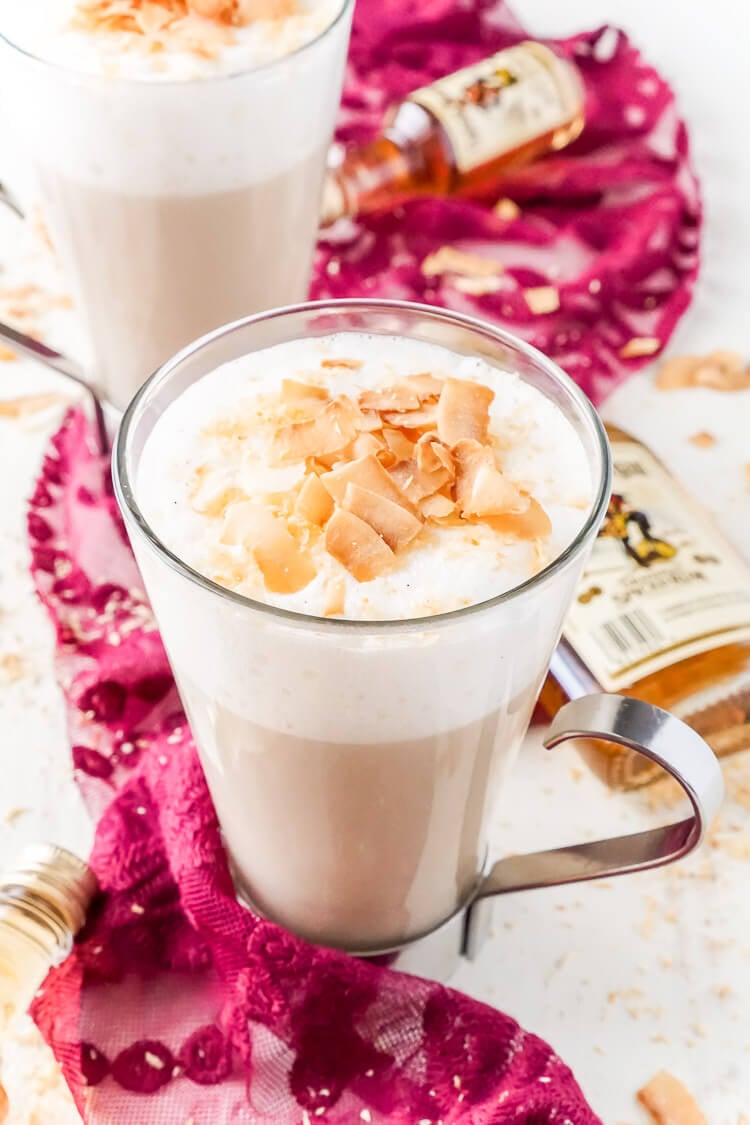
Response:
[[563, 441, 750, 693], [408, 43, 578, 174]]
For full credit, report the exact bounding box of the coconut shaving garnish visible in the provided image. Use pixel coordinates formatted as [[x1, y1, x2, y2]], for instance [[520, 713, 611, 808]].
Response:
[[188, 362, 551, 601], [71, 0, 301, 57]]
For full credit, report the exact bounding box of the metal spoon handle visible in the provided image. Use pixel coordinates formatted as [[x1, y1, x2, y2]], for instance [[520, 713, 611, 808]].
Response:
[[0, 182, 24, 219], [0, 319, 109, 455]]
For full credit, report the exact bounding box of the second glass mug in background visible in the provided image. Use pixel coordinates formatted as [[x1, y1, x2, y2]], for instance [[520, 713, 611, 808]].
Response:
[[0, 2, 353, 410], [114, 300, 723, 959]]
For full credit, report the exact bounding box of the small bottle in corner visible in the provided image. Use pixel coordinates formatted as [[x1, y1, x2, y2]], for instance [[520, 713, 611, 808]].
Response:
[[541, 424, 750, 789], [0, 845, 96, 1112], [320, 40, 585, 226]]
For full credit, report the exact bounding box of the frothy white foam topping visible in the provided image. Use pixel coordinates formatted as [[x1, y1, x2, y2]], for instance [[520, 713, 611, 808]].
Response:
[[0, 0, 344, 80], [0, 0, 350, 195], [137, 333, 594, 621]]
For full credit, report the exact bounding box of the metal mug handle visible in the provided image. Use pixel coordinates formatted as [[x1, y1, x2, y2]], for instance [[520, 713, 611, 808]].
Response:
[[0, 185, 110, 452], [379, 694, 723, 976], [0, 181, 24, 219], [463, 694, 724, 956]]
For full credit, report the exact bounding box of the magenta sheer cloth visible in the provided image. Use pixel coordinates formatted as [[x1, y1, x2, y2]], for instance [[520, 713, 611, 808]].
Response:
[[28, 2, 700, 1121]]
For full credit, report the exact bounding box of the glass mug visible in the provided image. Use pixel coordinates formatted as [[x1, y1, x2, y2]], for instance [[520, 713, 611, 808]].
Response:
[[0, 2, 353, 410], [113, 300, 723, 958]]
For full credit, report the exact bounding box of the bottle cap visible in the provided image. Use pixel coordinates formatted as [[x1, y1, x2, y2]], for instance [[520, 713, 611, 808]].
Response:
[[1, 844, 97, 936]]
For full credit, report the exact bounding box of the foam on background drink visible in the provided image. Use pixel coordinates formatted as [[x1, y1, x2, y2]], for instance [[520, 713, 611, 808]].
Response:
[[133, 331, 593, 950], [0, 0, 351, 407]]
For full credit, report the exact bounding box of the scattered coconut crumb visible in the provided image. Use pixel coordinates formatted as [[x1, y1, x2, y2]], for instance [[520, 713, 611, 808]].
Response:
[[0, 345, 17, 362], [3, 807, 29, 825], [688, 431, 716, 449], [655, 349, 750, 391], [494, 197, 521, 221], [452, 275, 504, 296], [524, 286, 560, 315], [620, 336, 660, 359], [0, 653, 27, 683], [421, 246, 503, 280], [637, 1071, 706, 1125], [0, 394, 64, 420]]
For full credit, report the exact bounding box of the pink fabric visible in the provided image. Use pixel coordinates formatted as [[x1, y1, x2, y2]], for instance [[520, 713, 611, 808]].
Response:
[[26, 3, 703, 1121], [30, 410, 603, 1121], [314, 2, 701, 403]]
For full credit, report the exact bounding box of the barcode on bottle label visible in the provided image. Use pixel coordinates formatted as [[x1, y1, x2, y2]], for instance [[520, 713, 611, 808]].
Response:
[[563, 441, 750, 692], [598, 609, 665, 661]]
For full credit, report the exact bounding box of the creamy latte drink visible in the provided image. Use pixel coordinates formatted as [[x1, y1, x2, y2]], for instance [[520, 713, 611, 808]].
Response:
[[0, 0, 351, 408], [133, 329, 594, 950]]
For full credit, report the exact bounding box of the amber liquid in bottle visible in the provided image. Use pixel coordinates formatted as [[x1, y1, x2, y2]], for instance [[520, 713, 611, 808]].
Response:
[[542, 424, 750, 789], [321, 41, 585, 225]]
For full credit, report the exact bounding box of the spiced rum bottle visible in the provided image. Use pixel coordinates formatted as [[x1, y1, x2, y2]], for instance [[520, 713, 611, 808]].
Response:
[[542, 424, 750, 788]]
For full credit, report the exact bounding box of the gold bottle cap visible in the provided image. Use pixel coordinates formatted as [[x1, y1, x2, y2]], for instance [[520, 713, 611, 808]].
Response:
[[1, 844, 97, 936]]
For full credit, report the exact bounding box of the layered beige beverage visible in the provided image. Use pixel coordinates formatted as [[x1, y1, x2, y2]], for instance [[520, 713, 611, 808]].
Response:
[[0, 0, 351, 408], [133, 329, 594, 950]]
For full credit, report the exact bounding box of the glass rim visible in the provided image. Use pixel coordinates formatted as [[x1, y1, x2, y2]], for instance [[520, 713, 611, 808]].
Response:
[[113, 298, 612, 634], [0, 0, 352, 88]]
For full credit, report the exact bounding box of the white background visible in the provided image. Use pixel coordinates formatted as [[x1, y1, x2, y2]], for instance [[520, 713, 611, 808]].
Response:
[[1, 1, 750, 1121]]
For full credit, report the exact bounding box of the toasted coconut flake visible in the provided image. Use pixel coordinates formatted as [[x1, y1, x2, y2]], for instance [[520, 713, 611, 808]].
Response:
[[221, 501, 316, 594], [322, 454, 416, 513], [322, 575, 346, 617], [188, 0, 233, 18], [375, 447, 398, 469], [494, 197, 521, 220], [619, 336, 660, 358], [189, 465, 244, 517], [693, 353, 750, 390], [654, 354, 697, 389], [403, 372, 444, 399], [416, 434, 455, 478], [295, 473, 334, 526], [655, 349, 750, 391], [0, 393, 64, 418], [135, 2, 175, 33], [688, 430, 716, 448], [320, 356, 363, 370], [359, 386, 421, 413], [420, 493, 456, 520], [382, 428, 415, 463], [235, 0, 299, 19], [389, 459, 452, 505], [271, 399, 357, 463], [356, 409, 383, 433], [281, 379, 329, 402], [453, 439, 528, 518], [325, 509, 395, 581], [454, 275, 504, 296], [422, 246, 503, 279], [637, 1071, 705, 1125], [346, 431, 384, 460], [436, 378, 494, 445], [485, 496, 551, 542], [524, 286, 560, 314], [343, 482, 423, 552], [382, 403, 438, 430]]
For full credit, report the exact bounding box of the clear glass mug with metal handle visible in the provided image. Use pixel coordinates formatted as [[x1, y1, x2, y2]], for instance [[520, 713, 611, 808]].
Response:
[[113, 300, 723, 973], [0, 2, 353, 411]]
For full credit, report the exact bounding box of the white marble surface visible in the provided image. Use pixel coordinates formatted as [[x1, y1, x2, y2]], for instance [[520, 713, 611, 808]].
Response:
[[1, 1, 750, 1121]]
